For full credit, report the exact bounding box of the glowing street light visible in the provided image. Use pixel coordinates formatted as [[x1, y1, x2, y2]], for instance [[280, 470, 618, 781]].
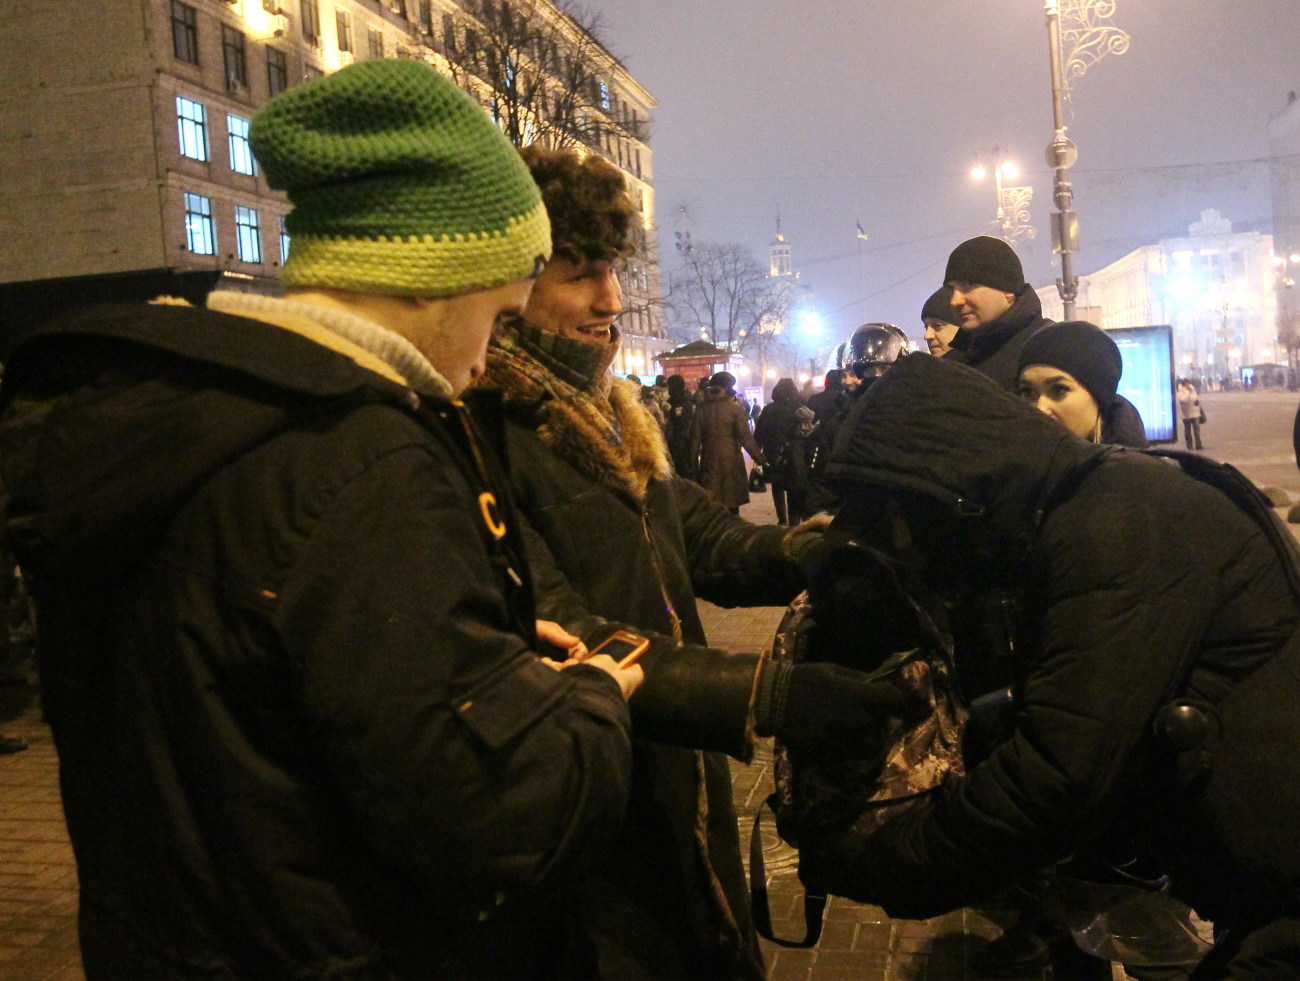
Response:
[[971, 146, 1034, 243]]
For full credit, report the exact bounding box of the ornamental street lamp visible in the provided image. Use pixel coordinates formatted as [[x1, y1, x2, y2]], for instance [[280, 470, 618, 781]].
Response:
[[971, 146, 1035, 244], [1042, 0, 1129, 320]]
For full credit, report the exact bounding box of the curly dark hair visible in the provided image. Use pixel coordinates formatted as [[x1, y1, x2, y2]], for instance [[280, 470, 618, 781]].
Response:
[[519, 146, 638, 264]]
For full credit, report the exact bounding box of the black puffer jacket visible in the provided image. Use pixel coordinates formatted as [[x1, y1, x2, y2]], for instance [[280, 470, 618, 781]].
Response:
[[500, 398, 804, 980], [0, 302, 633, 979], [805, 353, 1300, 925], [944, 287, 1051, 390]]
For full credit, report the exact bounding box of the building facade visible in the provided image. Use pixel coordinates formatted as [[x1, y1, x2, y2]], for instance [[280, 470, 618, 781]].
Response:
[[0, 0, 665, 356], [1037, 209, 1278, 384], [1268, 91, 1300, 367]]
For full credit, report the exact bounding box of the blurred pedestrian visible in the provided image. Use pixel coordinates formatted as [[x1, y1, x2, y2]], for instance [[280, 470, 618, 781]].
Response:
[[1178, 379, 1206, 450], [754, 377, 815, 525], [690, 371, 766, 514], [664, 374, 697, 479]]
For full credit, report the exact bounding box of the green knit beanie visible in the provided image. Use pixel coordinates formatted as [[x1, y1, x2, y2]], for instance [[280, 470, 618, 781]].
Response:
[[250, 58, 550, 296]]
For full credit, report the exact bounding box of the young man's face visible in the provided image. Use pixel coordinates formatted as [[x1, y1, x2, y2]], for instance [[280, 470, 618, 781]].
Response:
[[411, 279, 535, 394], [947, 281, 1015, 330], [524, 257, 623, 344]]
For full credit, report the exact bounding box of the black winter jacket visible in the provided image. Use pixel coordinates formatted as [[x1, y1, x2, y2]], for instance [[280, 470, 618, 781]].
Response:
[[0, 302, 634, 979], [945, 287, 1050, 390], [805, 354, 1300, 925], [499, 399, 803, 980]]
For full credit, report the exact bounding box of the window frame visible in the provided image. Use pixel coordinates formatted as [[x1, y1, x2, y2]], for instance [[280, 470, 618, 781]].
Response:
[[300, 0, 321, 46], [235, 205, 262, 263], [279, 215, 291, 265], [335, 7, 352, 52], [222, 24, 248, 90], [171, 0, 200, 64], [226, 114, 257, 176], [176, 96, 209, 162], [184, 192, 216, 255], [266, 46, 288, 96]]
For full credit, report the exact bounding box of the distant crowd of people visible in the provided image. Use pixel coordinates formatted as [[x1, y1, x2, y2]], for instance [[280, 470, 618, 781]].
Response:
[[0, 58, 1294, 981]]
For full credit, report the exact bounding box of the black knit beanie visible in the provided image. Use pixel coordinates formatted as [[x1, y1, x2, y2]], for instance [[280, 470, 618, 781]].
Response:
[[921, 286, 957, 323], [1016, 321, 1122, 407], [943, 236, 1025, 294]]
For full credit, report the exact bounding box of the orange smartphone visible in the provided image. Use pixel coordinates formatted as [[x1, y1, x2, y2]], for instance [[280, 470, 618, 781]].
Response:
[[590, 630, 650, 668]]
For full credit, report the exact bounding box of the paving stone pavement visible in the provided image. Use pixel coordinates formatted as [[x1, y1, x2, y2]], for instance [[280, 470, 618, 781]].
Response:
[[0, 705, 81, 981]]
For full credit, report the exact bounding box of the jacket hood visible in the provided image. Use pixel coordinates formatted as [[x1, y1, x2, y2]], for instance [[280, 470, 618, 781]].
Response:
[[823, 353, 1109, 563], [0, 301, 416, 584]]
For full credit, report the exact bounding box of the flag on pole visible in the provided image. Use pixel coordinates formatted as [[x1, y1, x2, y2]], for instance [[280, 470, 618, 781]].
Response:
[[855, 221, 869, 241]]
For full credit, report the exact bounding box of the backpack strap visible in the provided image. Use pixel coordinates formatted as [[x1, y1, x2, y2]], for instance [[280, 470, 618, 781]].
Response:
[[1141, 447, 1300, 603], [748, 792, 827, 948]]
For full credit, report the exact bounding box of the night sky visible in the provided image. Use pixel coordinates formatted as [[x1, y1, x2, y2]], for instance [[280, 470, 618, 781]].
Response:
[[585, 0, 1300, 350]]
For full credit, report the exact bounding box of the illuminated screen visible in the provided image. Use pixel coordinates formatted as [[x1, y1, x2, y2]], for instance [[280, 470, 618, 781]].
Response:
[[1104, 325, 1177, 444]]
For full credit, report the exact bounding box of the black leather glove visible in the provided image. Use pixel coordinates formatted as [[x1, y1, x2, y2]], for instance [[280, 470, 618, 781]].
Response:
[[755, 660, 908, 754]]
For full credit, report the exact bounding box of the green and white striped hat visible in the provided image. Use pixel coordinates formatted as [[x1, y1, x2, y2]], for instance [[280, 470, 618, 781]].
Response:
[[250, 58, 550, 297]]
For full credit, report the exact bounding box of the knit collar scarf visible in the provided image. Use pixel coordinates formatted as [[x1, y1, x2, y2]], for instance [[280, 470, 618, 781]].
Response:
[[205, 290, 452, 398], [485, 317, 670, 503]]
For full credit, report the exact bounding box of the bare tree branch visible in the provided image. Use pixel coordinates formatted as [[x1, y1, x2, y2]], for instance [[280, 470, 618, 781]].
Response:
[[438, 0, 647, 151], [665, 241, 795, 357]]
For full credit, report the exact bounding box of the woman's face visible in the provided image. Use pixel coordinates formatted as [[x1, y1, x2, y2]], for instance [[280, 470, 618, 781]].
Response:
[[1017, 365, 1101, 440]]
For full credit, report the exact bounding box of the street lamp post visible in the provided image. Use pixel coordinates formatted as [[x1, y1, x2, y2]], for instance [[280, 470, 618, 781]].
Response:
[[971, 147, 1035, 244], [1041, 0, 1128, 321]]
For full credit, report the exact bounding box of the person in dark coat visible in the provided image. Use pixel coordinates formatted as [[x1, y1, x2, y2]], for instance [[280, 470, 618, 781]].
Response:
[[482, 147, 898, 980], [754, 377, 815, 526], [799, 354, 1300, 979], [1016, 320, 1149, 448], [943, 235, 1052, 389], [690, 371, 767, 514], [664, 373, 697, 479], [0, 61, 645, 980]]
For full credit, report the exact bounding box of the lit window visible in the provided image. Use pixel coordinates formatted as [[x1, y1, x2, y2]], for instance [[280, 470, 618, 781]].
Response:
[[266, 47, 288, 96], [235, 206, 262, 262], [184, 192, 215, 255], [599, 79, 610, 110], [171, 1, 199, 64], [300, 0, 321, 46], [176, 96, 208, 162], [279, 215, 291, 264], [222, 25, 248, 89], [335, 8, 352, 52], [227, 115, 256, 176]]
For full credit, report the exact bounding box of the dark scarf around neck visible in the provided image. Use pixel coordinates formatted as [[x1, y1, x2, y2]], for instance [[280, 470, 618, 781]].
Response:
[[484, 318, 671, 503]]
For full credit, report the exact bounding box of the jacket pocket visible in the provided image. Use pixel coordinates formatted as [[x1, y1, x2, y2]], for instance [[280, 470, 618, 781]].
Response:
[[455, 656, 566, 750]]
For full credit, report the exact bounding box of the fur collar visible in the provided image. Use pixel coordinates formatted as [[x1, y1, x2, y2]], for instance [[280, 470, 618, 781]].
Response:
[[484, 320, 671, 504]]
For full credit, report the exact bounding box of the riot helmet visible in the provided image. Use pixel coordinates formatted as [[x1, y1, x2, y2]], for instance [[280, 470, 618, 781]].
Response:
[[840, 322, 912, 380]]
